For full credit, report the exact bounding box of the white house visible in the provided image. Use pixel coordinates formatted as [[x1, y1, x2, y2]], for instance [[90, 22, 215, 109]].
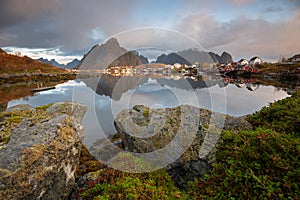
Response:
[[165, 64, 174, 70], [174, 63, 182, 70], [249, 56, 262, 66], [292, 54, 300, 63], [238, 59, 248, 66]]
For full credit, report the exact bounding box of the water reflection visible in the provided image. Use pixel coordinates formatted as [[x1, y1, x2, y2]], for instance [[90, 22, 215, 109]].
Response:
[[7, 74, 289, 147]]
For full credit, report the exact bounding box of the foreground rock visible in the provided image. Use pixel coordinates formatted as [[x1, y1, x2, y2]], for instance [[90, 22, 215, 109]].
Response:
[[114, 105, 252, 189], [0, 102, 87, 199]]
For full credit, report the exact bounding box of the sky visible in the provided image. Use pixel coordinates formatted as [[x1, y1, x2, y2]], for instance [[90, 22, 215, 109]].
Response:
[[0, 0, 299, 63]]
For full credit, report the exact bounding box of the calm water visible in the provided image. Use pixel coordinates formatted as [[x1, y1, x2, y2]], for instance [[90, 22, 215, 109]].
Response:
[[7, 74, 289, 147]]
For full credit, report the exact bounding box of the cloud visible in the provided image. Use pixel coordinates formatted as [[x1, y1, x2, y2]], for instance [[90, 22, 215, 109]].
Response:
[[0, 0, 138, 51], [0, 0, 61, 29], [176, 11, 300, 61]]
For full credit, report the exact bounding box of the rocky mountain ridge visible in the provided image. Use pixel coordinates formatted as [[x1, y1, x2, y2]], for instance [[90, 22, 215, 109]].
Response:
[[37, 58, 81, 69]]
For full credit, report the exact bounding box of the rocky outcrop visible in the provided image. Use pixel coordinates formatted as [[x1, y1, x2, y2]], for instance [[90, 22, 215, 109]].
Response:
[[0, 102, 87, 199], [114, 105, 252, 189]]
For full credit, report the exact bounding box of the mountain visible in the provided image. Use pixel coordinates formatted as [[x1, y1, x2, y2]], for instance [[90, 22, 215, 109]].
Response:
[[219, 52, 233, 64], [208, 52, 221, 63], [79, 38, 144, 70], [177, 48, 215, 64], [65, 58, 80, 69], [37, 58, 65, 68], [209, 51, 233, 64], [156, 53, 191, 65], [130, 51, 149, 64], [37, 58, 81, 69], [0, 53, 65, 74], [155, 49, 233, 65], [138, 54, 149, 64]]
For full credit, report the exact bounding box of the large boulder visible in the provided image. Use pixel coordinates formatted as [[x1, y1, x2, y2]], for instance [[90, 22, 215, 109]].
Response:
[[114, 105, 252, 189], [0, 102, 87, 199]]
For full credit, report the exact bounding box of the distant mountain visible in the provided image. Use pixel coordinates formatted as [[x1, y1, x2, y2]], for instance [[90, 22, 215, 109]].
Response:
[[37, 58, 80, 69], [37, 58, 65, 68], [65, 58, 80, 69], [156, 53, 191, 65], [209, 52, 233, 64], [0, 53, 65, 74], [79, 38, 144, 70], [177, 48, 215, 64], [155, 48, 233, 65]]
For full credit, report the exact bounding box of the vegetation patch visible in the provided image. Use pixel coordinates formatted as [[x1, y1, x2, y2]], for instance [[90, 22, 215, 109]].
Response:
[[247, 90, 300, 136], [187, 128, 300, 199], [187, 91, 300, 199], [76, 168, 186, 200]]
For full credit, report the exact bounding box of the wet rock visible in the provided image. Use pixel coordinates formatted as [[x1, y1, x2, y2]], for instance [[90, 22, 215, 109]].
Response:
[[114, 105, 252, 189], [0, 102, 87, 199]]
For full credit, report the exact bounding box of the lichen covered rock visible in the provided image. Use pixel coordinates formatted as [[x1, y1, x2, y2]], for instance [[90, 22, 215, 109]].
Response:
[[114, 105, 253, 189], [0, 102, 87, 199]]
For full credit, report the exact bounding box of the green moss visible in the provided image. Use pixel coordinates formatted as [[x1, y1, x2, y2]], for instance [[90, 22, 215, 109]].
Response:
[[36, 103, 54, 111], [7, 114, 23, 123], [142, 108, 150, 118], [0, 111, 30, 145], [0, 108, 51, 146]]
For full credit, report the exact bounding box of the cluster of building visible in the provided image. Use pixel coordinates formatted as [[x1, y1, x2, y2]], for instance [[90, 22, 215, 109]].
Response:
[[103, 63, 199, 77], [219, 56, 262, 73]]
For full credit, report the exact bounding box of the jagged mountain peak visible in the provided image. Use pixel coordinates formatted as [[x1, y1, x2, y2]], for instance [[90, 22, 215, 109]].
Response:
[[104, 37, 120, 47], [79, 38, 147, 69]]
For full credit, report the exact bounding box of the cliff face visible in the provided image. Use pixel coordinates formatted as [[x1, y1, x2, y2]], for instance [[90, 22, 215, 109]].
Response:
[[0, 102, 87, 199]]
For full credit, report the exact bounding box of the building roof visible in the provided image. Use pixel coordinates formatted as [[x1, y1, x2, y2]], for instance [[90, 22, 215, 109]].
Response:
[[292, 54, 300, 59], [249, 56, 261, 61], [238, 59, 247, 62]]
